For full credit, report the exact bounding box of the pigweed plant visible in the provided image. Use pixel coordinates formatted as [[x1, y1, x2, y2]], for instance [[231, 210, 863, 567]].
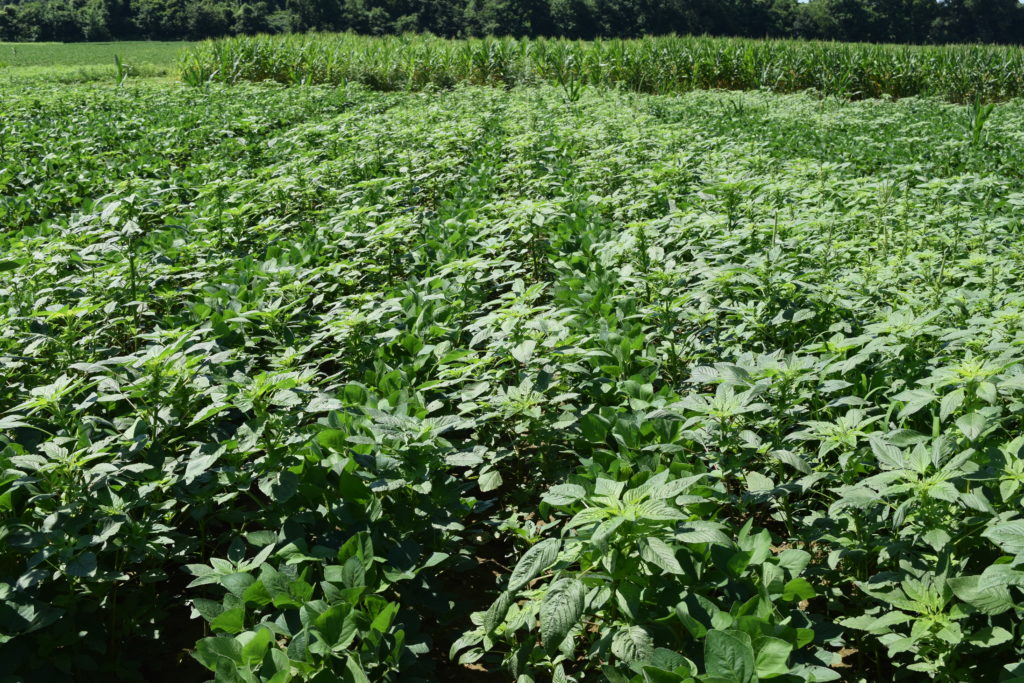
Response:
[[1, 68, 1024, 682]]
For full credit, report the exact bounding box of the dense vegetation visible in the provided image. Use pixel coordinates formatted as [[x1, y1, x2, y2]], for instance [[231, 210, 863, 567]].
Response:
[[1, 0, 1024, 45], [180, 33, 1024, 103], [3, 50, 1024, 680]]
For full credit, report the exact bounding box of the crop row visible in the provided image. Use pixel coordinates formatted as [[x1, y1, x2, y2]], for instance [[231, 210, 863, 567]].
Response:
[[180, 33, 1024, 102]]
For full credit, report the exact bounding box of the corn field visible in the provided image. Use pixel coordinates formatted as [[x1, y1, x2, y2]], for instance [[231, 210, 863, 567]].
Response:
[[181, 33, 1024, 102]]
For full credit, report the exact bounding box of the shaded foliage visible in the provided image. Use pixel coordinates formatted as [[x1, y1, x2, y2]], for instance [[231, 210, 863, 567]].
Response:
[[2, 0, 1024, 44]]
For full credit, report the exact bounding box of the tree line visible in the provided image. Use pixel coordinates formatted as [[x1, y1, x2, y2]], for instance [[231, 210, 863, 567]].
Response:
[[0, 0, 1021, 45]]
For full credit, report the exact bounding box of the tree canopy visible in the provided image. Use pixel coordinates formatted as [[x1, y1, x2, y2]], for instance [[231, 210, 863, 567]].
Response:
[[1, 0, 1022, 46]]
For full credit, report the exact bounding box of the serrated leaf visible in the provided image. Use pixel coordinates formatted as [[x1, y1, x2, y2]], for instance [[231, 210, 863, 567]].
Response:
[[893, 388, 936, 419], [956, 412, 987, 441], [641, 536, 683, 574], [676, 523, 732, 546], [653, 474, 706, 499], [591, 516, 626, 553], [965, 625, 1012, 647], [189, 402, 230, 427], [979, 563, 1024, 590], [484, 591, 513, 633], [540, 578, 585, 652], [566, 506, 608, 529], [948, 575, 1014, 615], [939, 389, 965, 421], [611, 625, 653, 663], [511, 340, 537, 363], [184, 451, 221, 484], [977, 381, 998, 404], [508, 539, 560, 592], [542, 483, 586, 506], [0, 415, 31, 430], [983, 520, 1024, 555]]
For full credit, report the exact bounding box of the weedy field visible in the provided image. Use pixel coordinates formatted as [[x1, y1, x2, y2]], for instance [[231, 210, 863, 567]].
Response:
[[2, 52, 1024, 683]]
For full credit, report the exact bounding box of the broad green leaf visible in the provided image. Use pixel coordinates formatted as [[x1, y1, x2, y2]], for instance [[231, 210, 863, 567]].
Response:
[[777, 549, 811, 576], [239, 627, 272, 668], [705, 629, 756, 683], [340, 556, 365, 589], [745, 471, 774, 492], [315, 603, 356, 649], [343, 656, 371, 683], [781, 577, 816, 602], [211, 607, 246, 634], [479, 468, 503, 492], [579, 412, 609, 443], [370, 601, 398, 634], [193, 636, 243, 670], [754, 636, 793, 679], [65, 552, 97, 578], [222, 573, 256, 598], [184, 451, 222, 483], [316, 429, 348, 451]]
